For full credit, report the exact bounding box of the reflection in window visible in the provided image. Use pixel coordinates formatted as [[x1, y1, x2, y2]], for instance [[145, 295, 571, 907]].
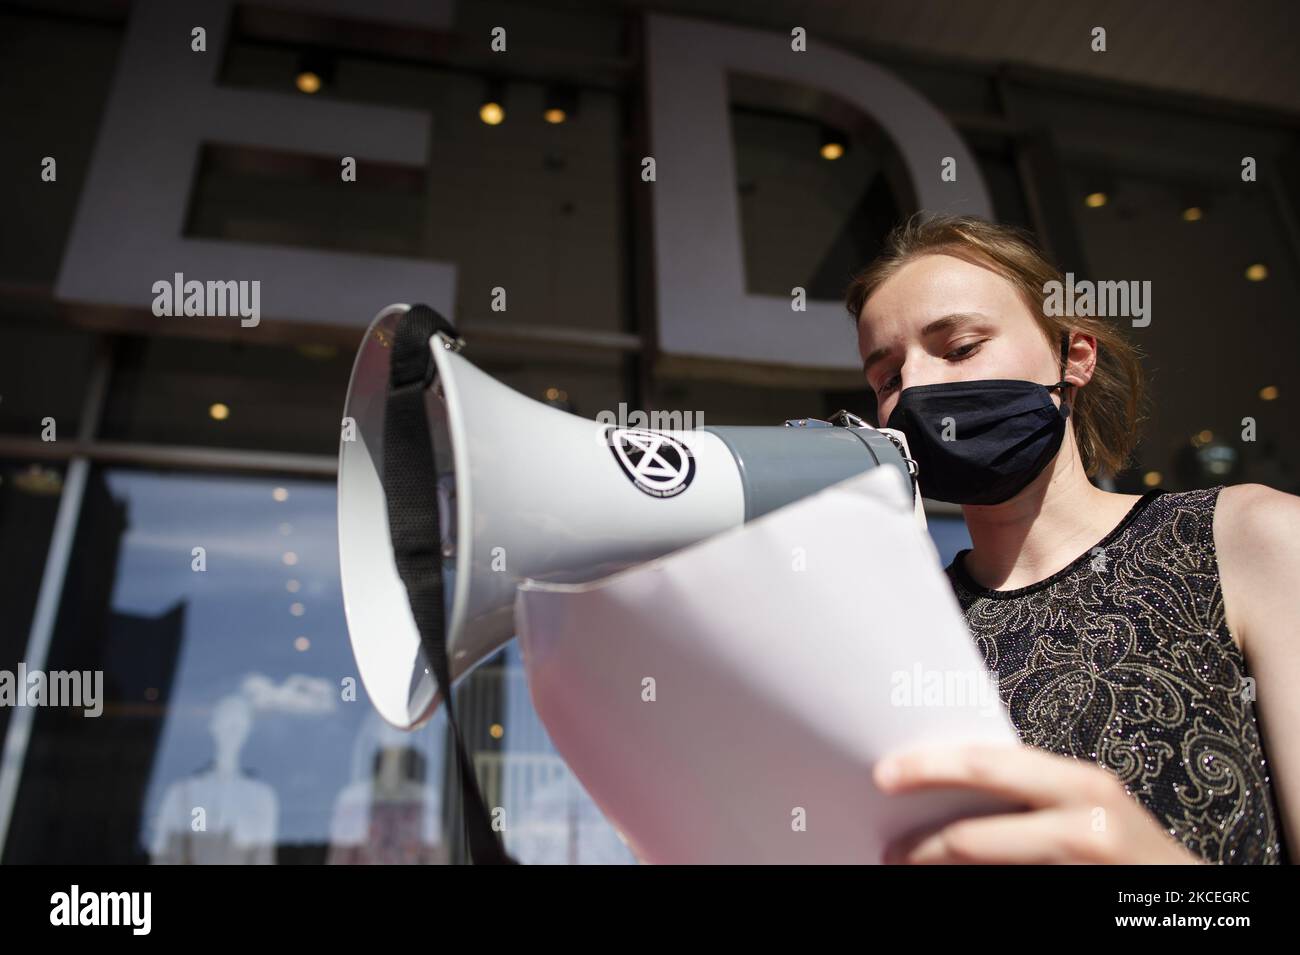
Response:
[[324, 710, 447, 865], [3, 466, 641, 863], [495, 642, 637, 865], [0, 460, 66, 747], [3, 467, 454, 864], [149, 693, 279, 864]]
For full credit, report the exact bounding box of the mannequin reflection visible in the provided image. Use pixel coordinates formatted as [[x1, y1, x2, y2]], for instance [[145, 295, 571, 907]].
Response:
[[150, 694, 278, 864], [327, 715, 446, 864]]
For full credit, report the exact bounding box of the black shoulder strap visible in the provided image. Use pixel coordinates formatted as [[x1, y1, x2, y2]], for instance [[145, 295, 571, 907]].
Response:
[[382, 303, 518, 865], [1056, 330, 1074, 419]]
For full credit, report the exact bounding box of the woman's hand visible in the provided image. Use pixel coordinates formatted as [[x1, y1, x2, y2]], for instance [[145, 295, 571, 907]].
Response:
[[874, 742, 1206, 864]]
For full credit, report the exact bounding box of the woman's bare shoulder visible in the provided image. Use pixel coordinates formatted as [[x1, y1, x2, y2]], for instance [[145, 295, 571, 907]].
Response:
[[1216, 482, 1300, 540], [1214, 483, 1300, 654]]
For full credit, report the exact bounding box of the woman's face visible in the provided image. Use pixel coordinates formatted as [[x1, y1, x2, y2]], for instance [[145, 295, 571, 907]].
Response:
[[856, 253, 1062, 426]]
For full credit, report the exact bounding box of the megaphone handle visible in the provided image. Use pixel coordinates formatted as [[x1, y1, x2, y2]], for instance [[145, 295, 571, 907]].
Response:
[[383, 304, 519, 866]]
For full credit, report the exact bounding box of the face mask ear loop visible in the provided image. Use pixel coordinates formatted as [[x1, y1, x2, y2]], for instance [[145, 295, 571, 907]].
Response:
[[1056, 330, 1074, 420]]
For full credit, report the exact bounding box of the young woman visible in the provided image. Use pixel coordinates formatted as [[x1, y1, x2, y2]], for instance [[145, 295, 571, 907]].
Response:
[[847, 215, 1298, 864]]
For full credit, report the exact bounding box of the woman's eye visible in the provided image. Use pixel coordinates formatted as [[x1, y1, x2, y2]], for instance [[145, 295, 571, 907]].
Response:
[[876, 341, 982, 393]]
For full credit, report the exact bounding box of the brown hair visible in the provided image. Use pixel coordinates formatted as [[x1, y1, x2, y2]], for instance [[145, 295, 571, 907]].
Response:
[[844, 213, 1148, 479]]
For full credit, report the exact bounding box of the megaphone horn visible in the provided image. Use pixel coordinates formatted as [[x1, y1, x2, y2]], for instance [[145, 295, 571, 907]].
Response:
[[339, 303, 921, 732]]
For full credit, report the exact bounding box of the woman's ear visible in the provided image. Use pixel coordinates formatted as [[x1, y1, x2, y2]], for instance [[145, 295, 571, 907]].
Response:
[[1064, 332, 1099, 387]]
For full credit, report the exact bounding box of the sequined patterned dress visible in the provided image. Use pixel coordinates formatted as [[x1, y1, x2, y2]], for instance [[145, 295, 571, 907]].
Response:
[[944, 486, 1288, 864]]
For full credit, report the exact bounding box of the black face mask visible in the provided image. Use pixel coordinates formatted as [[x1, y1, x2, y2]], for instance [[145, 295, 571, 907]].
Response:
[[883, 335, 1073, 506]]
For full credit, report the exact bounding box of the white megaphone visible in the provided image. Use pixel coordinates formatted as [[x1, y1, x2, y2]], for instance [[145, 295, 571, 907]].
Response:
[[339, 303, 922, 732]]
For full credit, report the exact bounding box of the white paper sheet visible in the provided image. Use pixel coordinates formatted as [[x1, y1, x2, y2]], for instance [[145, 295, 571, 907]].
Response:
[[516, 465, 1023, 864]]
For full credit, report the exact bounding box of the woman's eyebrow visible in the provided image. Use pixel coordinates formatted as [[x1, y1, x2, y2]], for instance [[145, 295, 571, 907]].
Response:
[[920, 312, 987, 337], [861, 312, 988, 375]]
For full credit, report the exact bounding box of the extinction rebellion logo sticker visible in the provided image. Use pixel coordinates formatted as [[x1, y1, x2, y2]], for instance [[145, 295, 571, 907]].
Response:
[[607, 428, 695, 498]]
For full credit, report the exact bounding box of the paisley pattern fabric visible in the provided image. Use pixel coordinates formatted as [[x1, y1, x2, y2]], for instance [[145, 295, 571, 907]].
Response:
[[944, 486, 1288, 864]]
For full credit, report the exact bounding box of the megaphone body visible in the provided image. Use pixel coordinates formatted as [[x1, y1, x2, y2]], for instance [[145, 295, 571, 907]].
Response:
[[339, 304, 921, 731]]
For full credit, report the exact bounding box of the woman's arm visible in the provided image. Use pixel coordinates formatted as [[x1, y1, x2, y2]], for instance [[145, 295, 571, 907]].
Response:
[[1214, 482, 1300, 863]]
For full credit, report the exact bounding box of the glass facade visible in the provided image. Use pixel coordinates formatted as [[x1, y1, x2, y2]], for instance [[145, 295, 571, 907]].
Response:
[[2, 0, 1297, 864]]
